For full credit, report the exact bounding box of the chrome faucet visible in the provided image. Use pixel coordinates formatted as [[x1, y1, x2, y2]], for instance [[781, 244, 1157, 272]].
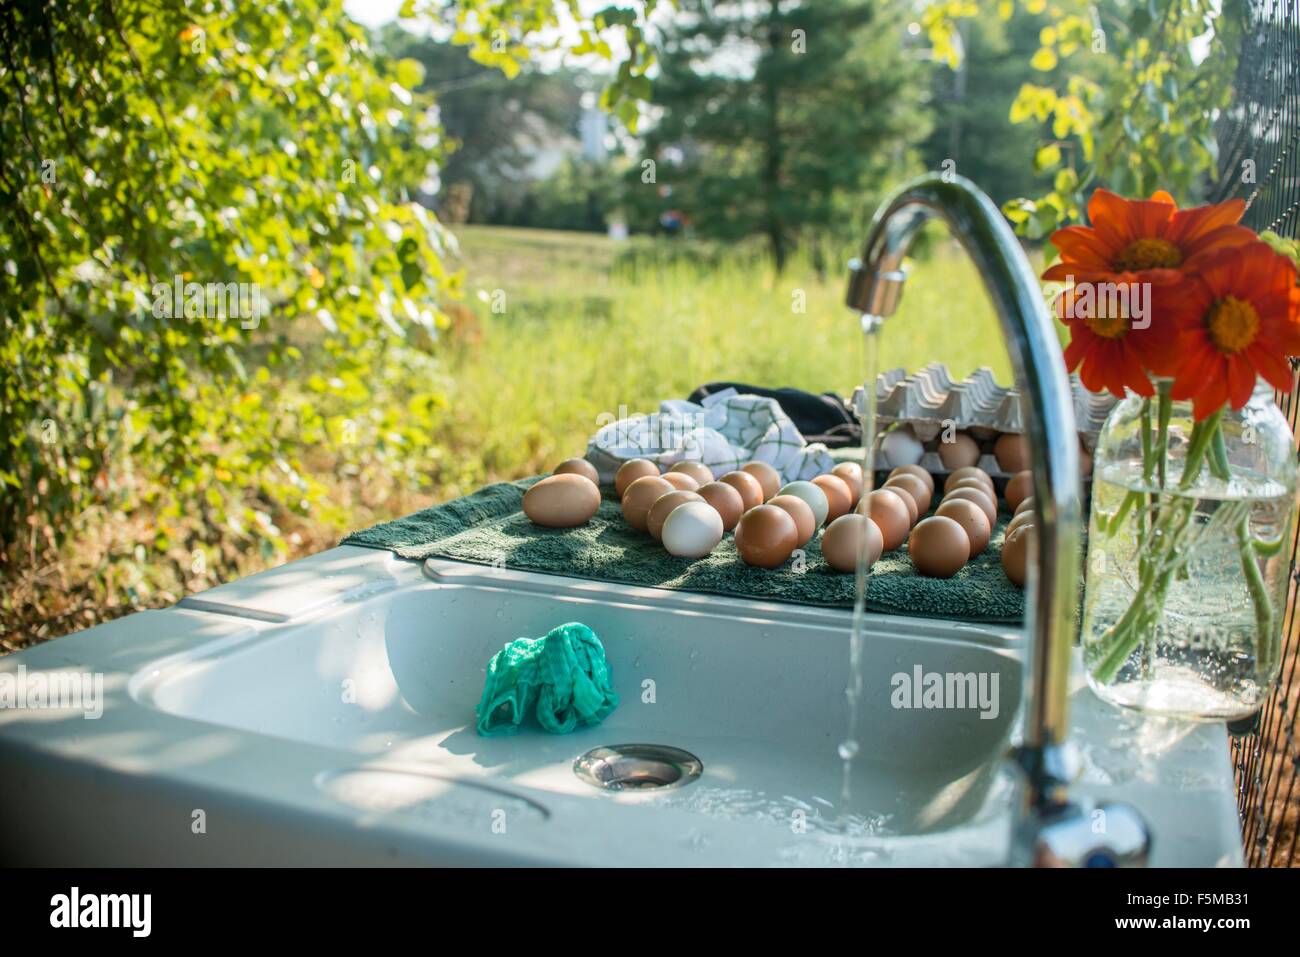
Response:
[[845, 173, 1151, 867]]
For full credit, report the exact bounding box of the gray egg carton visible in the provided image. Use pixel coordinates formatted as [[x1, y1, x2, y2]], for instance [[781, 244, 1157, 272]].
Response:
[[851, 363, 1116, 478]]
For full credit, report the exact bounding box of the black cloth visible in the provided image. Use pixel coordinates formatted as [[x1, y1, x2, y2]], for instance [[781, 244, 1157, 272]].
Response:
[[686, 381, 862, 448]]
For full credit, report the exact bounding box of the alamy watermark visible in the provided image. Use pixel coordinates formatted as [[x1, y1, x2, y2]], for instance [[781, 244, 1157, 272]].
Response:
[[0, 665, 104, 719], [890, 665, 1000, 720], [1058, 276, 1151, 330], [50, 887, 151, 937], [151, 275, 265, 329]]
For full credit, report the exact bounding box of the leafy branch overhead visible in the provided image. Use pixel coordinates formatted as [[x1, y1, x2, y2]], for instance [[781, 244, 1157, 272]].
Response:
[[1, 0, 452, 553], [417, 0, 661, 130], [925, 0, 1239, 239]]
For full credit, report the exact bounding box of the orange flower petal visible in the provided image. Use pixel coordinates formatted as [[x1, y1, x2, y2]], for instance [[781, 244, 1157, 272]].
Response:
[[1165, 198, 1247, 247], [1227, 356, 1257, 409], [1048, 226, 1115, 271], [1247, 342, 1294, 392]]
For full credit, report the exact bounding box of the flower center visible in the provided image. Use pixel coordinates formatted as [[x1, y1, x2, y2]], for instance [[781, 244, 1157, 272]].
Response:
[[1206, 295, 1261, 354], [1085, 313, 1129, 339], [1112, 237, 1183, 272]]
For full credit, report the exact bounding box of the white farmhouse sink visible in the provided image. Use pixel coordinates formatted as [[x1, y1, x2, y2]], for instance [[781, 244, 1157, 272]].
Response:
[[0, 546, 1243, 865]]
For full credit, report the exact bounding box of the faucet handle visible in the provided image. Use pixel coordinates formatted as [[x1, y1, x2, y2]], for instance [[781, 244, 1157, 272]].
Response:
[[1013, 798, 1152, 868]]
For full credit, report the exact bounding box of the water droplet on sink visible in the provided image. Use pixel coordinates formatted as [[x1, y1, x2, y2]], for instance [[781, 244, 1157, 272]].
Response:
[[837, 739, 859, 761]]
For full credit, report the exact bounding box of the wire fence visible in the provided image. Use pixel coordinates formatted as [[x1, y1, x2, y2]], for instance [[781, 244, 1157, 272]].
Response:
[[1212, 0, 1300, 868]]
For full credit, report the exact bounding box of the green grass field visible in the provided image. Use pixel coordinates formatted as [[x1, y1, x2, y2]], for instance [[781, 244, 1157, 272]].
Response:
[[440, 225, 1023, 482]]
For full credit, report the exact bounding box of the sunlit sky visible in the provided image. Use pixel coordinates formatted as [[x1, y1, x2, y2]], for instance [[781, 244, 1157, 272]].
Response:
[[344, 0, 402, 27]]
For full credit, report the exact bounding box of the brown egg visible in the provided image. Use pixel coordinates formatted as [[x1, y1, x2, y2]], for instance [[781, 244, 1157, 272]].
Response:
[[621, 475, 674, 532], [994, 433, 1029, 473], [943, 466, 994, 497], [880, 479, 917, 524], [616, 459, 660, 497], [1004, 470, 1034, 512], [1004, 510, 1035, 540], [720, 470, 765, 512], [821, 513, 883, 573], [935, 497, 991, 555], [938, 432, 981, 470], [1014, 495, 1035, 517], [554, 457, 600, 485], [734, 504, 798, 568], [908, 516, 971, 578], [697, 481, 745, 532], [862, 488, 912, 551], [1002, 523, 1036, 587], [670, 461, 714, 486], [947, 476, 993, 499], [740, 461, 782, 502], [890, 463, 935, 495], [831, 462, 865, 505], [522, 474, 601, 528], [769, 494, 817, 547], [661, 471, 700, 492], [812, 474, 854, 523], [883, 473, 931, 517], [646, 489, 705, 541], [944, 486, 996, 526]]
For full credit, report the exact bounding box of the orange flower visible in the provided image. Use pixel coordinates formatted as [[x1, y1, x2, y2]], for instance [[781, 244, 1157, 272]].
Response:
[[1161, 243, 1300, 419], [1057, 280, 1177, 398], [1043, 189, 1256, 285]]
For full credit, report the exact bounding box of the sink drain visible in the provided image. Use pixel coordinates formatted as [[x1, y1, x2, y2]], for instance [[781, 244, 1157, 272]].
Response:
[[574, 744, 703, 792]]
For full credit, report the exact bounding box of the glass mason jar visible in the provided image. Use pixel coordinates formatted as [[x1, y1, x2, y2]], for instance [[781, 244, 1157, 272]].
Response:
[[1081, 378, 1296, 721]]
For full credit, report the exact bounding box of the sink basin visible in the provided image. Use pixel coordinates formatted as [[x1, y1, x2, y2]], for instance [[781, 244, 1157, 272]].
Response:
[[0, 547, 1243, 866]]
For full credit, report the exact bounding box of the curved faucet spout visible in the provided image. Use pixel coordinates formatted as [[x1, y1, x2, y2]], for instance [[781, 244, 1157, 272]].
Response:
[[846, 173, 1148, 866]]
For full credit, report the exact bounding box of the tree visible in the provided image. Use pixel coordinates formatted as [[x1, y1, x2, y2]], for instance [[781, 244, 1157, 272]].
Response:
[[919, 6, 1055, 207], [635, 0, 928, 270], [0, 0, 656, 565], [378, 27, 596, 225], [0, 0, 457, 555], [922, 1, 1243, 237]]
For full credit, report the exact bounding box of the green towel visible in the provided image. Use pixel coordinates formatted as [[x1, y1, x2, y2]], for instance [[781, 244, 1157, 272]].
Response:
[[343, 477, 1026, 624], [476, 622, 619, 736]]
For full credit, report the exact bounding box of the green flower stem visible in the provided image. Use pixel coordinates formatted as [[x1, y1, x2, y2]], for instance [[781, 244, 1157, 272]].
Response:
[[1253, 534, 1287, 557], [1209, 423, 1231, 482], [1089, 407, 1225, 685], [1237, 514, 1275, 673], [1090, 405, 1282, 686], [1102, 489, 1140, 537], [1156, 381, 1173, 490], [1209, 418, 1278, 671], [1141, 398, 1154, 481], [1091, 497, 1196, 683]]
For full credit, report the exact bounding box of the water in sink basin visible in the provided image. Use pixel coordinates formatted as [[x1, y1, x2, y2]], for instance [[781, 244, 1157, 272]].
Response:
[[132, 567, 1022, 843]]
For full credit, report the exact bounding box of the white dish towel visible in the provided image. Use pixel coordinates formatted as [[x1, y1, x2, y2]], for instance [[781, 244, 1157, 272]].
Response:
[[586, 388, 837, 483]]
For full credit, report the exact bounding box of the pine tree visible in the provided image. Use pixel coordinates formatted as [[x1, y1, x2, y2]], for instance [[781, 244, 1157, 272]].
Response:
[[638, 0, 928, 270]]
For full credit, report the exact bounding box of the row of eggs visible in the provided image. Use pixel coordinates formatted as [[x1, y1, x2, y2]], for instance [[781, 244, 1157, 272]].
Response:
[[870, 464, 1035, 586], [521, 455, 1037, 586], [522, 455, 869, 567], [881, 425, 1093, 478]]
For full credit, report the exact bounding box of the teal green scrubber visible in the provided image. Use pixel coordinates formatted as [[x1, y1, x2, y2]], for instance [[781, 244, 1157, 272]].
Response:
[[475, 622, 620, 736]]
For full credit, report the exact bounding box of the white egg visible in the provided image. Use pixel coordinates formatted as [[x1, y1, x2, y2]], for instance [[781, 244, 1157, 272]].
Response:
[[777, 480, 829, 529], [880, 426, 924, 468], [661, 501, 724, 559]]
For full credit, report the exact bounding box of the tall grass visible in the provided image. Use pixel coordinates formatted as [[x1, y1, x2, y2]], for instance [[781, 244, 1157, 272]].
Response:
[[437, 225, 1025, 482]]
